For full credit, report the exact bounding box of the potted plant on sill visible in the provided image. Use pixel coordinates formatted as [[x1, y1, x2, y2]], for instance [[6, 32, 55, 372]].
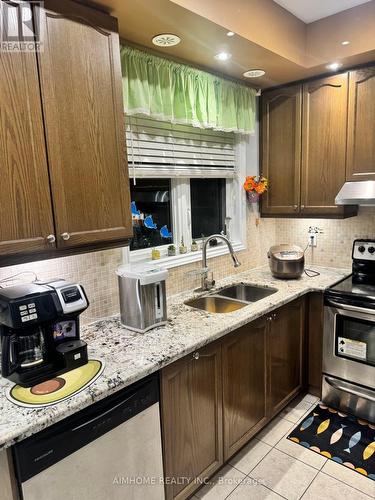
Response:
[[191, 240, 199, 252], [179, 237, 187, 254], [167, 244, 176, 257]]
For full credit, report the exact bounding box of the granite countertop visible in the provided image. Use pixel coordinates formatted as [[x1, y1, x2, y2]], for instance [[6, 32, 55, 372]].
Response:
[[0, 265, 350, 450]]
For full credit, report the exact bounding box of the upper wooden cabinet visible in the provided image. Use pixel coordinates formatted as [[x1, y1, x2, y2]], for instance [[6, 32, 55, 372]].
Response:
[[261, 85, 302, 215], [0, 2, 55, 257], [222, 318, 267, 461], [346, 67, 375, 181], [36, 0, 132, 248], [0, 0, 132, 261], [300, 74, 353, 217], [261, 72, 358, 219]]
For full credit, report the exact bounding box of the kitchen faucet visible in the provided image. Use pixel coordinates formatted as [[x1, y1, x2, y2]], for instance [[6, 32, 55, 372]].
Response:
[[200, 234, 241, 291]]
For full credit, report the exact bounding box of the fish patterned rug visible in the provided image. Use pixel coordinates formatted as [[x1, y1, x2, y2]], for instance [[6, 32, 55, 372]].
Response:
[[287, 403, 375, 480]]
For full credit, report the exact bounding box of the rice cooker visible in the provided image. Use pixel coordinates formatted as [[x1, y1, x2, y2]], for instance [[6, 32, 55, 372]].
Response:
[[268, 244, 305, 279]]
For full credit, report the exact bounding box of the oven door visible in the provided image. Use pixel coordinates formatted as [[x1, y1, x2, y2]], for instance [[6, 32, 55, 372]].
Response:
[[323, 299, 375, 389]]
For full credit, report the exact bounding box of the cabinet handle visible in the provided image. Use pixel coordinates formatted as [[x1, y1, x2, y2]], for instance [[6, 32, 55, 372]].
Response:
[[61, 232, 71, 241], [192, 351, 211, 360], [272, 313, 277, 320], [46, 234, 56, 244], [300, 205, 305, 210], [293, 205, 298, 210], [267, 316, 272, 322]]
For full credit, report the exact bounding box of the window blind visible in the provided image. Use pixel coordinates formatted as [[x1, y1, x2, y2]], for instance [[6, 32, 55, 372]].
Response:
[[125, 116, 236, 178]]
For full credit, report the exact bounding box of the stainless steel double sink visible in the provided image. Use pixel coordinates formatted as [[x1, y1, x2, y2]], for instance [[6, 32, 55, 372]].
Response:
[[185, 283, 278, 313]]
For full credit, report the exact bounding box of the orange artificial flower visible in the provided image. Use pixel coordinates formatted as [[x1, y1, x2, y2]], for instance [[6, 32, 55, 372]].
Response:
[[243, 176, 257, 192], [255, 183, 266, 194], [243, 175, 269, 195]]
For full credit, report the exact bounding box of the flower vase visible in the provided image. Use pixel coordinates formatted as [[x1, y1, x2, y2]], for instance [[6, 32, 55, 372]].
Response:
[[246, 191, 259, 203]]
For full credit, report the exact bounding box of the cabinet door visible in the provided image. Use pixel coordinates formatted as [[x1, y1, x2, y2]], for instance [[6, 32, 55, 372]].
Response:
[[222, 319, 267, 460], [347, 67, 375, 181], [261, 85, 302, 216], [161, 343, 223, 500], [301, 74, 350, 216], [307, 293, 324, 398], [0, 2, 55, 257], [267, 299, 305, 416], [35, 0, 132, 248]]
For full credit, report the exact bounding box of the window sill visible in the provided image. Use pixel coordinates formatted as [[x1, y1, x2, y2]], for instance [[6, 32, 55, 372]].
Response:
[[127, 241, 246, 270]]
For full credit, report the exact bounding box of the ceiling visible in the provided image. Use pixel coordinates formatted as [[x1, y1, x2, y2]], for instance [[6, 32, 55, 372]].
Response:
[[274, 0, 372, 23], [88, 0, 375, 89]]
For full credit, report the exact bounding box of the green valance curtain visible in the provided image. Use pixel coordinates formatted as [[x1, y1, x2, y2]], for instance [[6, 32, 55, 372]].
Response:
[[121, 45, 256, 134]]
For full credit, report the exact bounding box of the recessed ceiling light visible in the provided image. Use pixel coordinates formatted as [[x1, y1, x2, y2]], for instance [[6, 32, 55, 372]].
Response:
[[341, 40, 350, 46], [214, 52, 232, 61], [326, 62, 343, 71], [243, 69, 266, 78], [152, 33, 181, 47], [227, 31, 235, 37]]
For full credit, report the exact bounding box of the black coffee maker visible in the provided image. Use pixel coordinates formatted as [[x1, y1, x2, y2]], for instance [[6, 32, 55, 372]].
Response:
[[0, 280, 89, 387]]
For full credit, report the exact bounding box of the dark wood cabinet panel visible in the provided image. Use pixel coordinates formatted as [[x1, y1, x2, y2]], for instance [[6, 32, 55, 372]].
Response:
[[222, 319, 267, 460], [347, 67, 375, 181], [307, 293, 324, 398], [161, 342, 223, 500], [160, 298, 307, 499], [36, 0, 132, 248], [267, 299, 305, 415], [300, 74, 356, 217], [261, 85, 302, 215], [0, 2, 55, 256]]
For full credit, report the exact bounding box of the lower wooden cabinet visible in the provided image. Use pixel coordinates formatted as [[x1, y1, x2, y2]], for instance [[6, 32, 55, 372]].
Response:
[[222, 318, 267, 460], [160, 298, 306, 499], [160, 341, 223, 500], [307, 293, 324, 397], [267, 299, 305, 415]]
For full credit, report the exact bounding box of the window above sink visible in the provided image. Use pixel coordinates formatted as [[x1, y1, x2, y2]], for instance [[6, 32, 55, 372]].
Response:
[[123, 117, 255, 269]]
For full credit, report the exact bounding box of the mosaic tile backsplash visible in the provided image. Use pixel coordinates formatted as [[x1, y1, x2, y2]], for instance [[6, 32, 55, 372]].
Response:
[[274, 207, 375, 269], [0, 207, 374, 323], [0, 249, 123, 325]]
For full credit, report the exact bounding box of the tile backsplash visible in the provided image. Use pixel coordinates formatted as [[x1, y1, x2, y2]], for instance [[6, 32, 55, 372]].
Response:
[[1, 207, 374, 324], [165, 206, 275, 296], [274, 207, 375, 268], [0, 249, 123, 324]]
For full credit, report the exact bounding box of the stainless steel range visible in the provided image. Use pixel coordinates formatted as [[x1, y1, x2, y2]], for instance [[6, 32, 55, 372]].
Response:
[[323, 239, 375, 423]]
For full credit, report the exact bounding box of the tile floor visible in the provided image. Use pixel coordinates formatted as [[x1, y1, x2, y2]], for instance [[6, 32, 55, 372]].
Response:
[[193, 394, 375, 500]]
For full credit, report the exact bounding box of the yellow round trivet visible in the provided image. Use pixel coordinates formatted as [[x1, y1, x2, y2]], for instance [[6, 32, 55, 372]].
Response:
[[6, 359, 104, 408]]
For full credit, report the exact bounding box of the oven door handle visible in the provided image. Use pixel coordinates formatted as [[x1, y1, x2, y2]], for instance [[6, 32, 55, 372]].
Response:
[[326, 299, 375, 316], [325, 376, 375, 403]]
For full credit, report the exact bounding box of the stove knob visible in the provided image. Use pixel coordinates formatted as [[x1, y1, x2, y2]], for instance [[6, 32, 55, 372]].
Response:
[[368, 246, 375, 254], [358, 246, 366, 253]]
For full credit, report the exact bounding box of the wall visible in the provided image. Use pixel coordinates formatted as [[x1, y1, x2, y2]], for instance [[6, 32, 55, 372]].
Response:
[[274, 207, 375, 269], [0, 206, 273, 324], [0, 249, 123, 325], [165, 206, 275, 295], [1, 207, 374, 324]]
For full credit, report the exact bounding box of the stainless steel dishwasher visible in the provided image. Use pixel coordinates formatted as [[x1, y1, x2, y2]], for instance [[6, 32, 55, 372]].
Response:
[[12, 374, 165, 500]]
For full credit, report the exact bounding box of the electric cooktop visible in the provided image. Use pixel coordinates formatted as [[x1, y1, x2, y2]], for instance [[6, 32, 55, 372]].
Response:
[[326, 239, 375, 307]]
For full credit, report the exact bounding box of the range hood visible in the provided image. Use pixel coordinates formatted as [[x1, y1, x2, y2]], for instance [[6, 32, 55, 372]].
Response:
[[335, 181, 375, 206]]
